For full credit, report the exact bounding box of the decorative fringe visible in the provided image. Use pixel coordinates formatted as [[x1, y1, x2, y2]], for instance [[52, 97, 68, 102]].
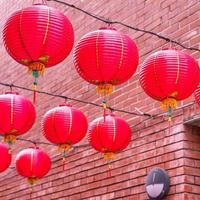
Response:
[[27, 177, 38, 200], [58, 144, 71, 171], [28, 62, 45, 76], [62, 156, 66, 171], [161, 98, 177, 111], [161, 98, 176, 135], [4, 134, 16, 153], [96, 84, 113, 96], [104, 152, 116, 161], [24, 61, 46, 103], [27, 177, 38, 185], [168, 119, 172, 135], [58, 144, 71, 152], [102, 100, 107, 122], [108, 163, 112, 177], [104, 152, 115, 177], [33, 81, 37, 104], [29, 187, 33, 200]]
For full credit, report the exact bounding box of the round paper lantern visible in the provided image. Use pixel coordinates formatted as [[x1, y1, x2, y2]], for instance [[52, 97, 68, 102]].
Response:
[[3, 4, 74, 101], [88, 114, 131, 162], [15, 147, 51, 185], [194, 83, 200, 106], [73, 27, 139, 95], [0, 143, 12, 172], [139, 49, 200, 119], [3, 3, 74, 72], [42, 104, 88, 157], [0, 92, 36, 145]]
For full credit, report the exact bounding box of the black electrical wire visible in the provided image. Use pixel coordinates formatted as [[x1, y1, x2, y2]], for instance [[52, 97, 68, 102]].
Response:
[[0, 82, 153, 117], [0, 134, 89, 148], [46, 0, 200, 52], [0, 0, 197, 148], [1, 0, 198, 175]]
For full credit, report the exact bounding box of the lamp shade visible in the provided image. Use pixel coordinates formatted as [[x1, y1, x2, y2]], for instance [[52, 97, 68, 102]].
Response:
[[73, 27, 139, 95], [0, 92, 36, 144], [88, 114, 131, 161], [15, 147, 51, 185], [139, 49, 200, 117], [0, 143, 12, 172], [42, 104, 88, 153], [3, 4, 74, 75], [194, 83, 200, 106]]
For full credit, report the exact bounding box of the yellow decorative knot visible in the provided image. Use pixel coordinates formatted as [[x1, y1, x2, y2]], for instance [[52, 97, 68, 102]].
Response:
[[4, 134, 16, 144], [58, 144, 71, 153], [28, 62, 46, 76], [27, 177, 38, 186], [21, 56, 49, 76], [108, 163, 113, 170], [160, 97, 177, 111], [102, 102, 107, 110], [38, 56, 49, 63], [96, 84, 113, 96], [103, 152, 116, 161]]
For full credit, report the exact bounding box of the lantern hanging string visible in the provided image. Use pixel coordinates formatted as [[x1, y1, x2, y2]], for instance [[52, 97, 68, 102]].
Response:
[[46, 0, 200, 52], [0, 82, 196, 149], [0, 82, 153, 118], [0, 134, 89, 149]]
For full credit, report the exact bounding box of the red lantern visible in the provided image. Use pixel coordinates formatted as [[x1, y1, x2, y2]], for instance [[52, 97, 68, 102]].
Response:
[[88, 114, 131, 163], [15, 147, 51, 185], [73, 27, 139, 95], [0, 92, 36, 145], [194, 83, 200, 106], [3, 4, 74, 101], [42, 105, 88, 158], [0, 143, 11, 172], [139, 49, 200, 119]]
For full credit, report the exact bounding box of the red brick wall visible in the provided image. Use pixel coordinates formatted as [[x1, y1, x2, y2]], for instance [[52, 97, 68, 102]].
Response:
[[0, 0, 200, 199]]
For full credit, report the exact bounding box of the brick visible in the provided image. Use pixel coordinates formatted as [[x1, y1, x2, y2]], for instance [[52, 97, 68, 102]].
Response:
[[0, 1, 199, 200]]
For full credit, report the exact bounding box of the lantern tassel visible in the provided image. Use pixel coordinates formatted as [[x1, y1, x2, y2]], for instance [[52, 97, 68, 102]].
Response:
[[29, 187, 33, 200], [108, 163, 112, 177], [8, 145, 12, 154], [32, 70, 39, 104], [4, 135, 16, 153], [58, 144, 71, 171], [33, 82, 37, 104], [102, 100, 107, 122], [27, 177, 38, 185], [161, 97, 177, 112], [96, 83, 113, 96], [27, 177, 37, 199], [62, 150, 67, 171], [168, 106, 172, 134], [104, 152, 115, 177], [62, 156, 66, 171]]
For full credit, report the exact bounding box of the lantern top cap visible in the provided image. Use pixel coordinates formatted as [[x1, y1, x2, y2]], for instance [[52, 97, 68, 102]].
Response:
[[59, 104, 72, 107], [5, 91, 19, 95], [29, 146, 40, 150], [161, 47, 178, 51], [99, 27, 116, 31], [32, 3, 48, 6]]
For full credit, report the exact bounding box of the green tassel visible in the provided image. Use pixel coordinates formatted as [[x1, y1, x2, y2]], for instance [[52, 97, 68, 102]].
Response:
[[168, 106, 172, 117], [33, 81, 37, 86], [32, 70, 39, 78], [102, 100, 106, 104], [168, 106, 172, 121]]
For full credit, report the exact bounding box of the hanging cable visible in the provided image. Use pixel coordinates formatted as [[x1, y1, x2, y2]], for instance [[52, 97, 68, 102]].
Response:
[[0, 82, 153, 117], [0, 134, 89, 149], [46, 0, 200, 52]]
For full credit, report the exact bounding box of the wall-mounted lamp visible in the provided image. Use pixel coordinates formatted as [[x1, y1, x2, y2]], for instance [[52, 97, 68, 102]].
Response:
[[145, 168, 170, 200]]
